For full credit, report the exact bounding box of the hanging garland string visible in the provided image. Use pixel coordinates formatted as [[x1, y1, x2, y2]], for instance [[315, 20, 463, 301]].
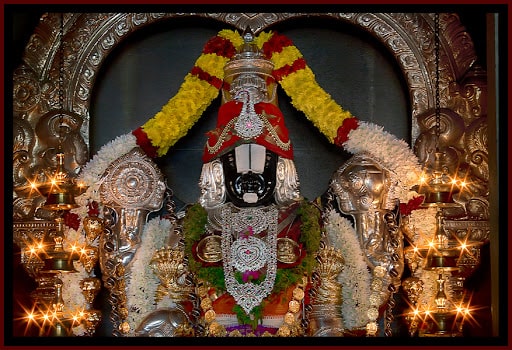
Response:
[[132, 29, 359, 158]]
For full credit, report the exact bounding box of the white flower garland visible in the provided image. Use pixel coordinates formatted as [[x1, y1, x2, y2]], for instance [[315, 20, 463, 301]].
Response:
[[344, 121, 422, 203], [405, 206, 437, 247], [125, 216, 176, 334], [57, 134, 138, 335], [324, 209, 371, 329], [60, 261, 88, 335], [54, 227, 88, 336], [70, 132, 140, 254]]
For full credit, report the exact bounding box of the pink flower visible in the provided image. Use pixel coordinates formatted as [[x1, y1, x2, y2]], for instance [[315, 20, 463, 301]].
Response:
[[240, 226, 254, 239], [242, 270, 260, 282]]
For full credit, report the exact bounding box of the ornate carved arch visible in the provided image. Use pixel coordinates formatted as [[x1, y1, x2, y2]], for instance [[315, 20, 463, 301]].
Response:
[[13, 12, 486, 221]]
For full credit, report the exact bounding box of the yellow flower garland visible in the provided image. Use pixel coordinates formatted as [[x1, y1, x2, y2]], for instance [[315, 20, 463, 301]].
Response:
[[278, 66, 353, 142], [140, 30, 242, 157], [258, 31, 354, 143], [142, 76, 218, 156]]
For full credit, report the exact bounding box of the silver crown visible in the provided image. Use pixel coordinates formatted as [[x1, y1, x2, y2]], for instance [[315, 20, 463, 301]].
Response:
[[222, 28, 275, 105]]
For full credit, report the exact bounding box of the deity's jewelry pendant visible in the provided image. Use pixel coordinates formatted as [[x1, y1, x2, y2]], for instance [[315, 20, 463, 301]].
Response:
[[234, 90, 264, 139]]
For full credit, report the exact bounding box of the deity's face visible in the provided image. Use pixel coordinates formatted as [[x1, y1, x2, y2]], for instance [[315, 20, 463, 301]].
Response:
[[220, 144, 277, 207], [334, 160, 387, 214]]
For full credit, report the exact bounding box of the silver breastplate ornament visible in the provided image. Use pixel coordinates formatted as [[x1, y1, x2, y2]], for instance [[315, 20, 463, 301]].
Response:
[[220, 204, 279, 314]]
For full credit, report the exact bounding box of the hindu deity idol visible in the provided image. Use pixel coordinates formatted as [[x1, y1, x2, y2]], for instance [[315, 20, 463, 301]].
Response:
[[136, 30, 346, 337], [134, 29, 407, 338]]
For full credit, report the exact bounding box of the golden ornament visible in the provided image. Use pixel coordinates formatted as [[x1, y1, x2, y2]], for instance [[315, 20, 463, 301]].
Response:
[[292, 287, 305, 301], [288, 300, 300, 313]]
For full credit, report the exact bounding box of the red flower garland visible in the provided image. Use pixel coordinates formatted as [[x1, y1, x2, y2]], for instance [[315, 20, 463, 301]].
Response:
[[261, 32, 306, 82], [261, 32, 294, 57], [272, 58, 307, 82], [192, 35, 236, 90], [203, 35, 237, 57], [190, 66, 223, 90], [263, 31, 358, 144], [132, 126, 158, 158], [334, 117, 359, 147], [134, 30, 360, 158]]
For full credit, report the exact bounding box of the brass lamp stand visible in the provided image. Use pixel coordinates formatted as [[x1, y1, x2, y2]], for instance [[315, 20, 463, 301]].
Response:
[[403, 14, 473, 337], [35, 151, 81, 336]]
